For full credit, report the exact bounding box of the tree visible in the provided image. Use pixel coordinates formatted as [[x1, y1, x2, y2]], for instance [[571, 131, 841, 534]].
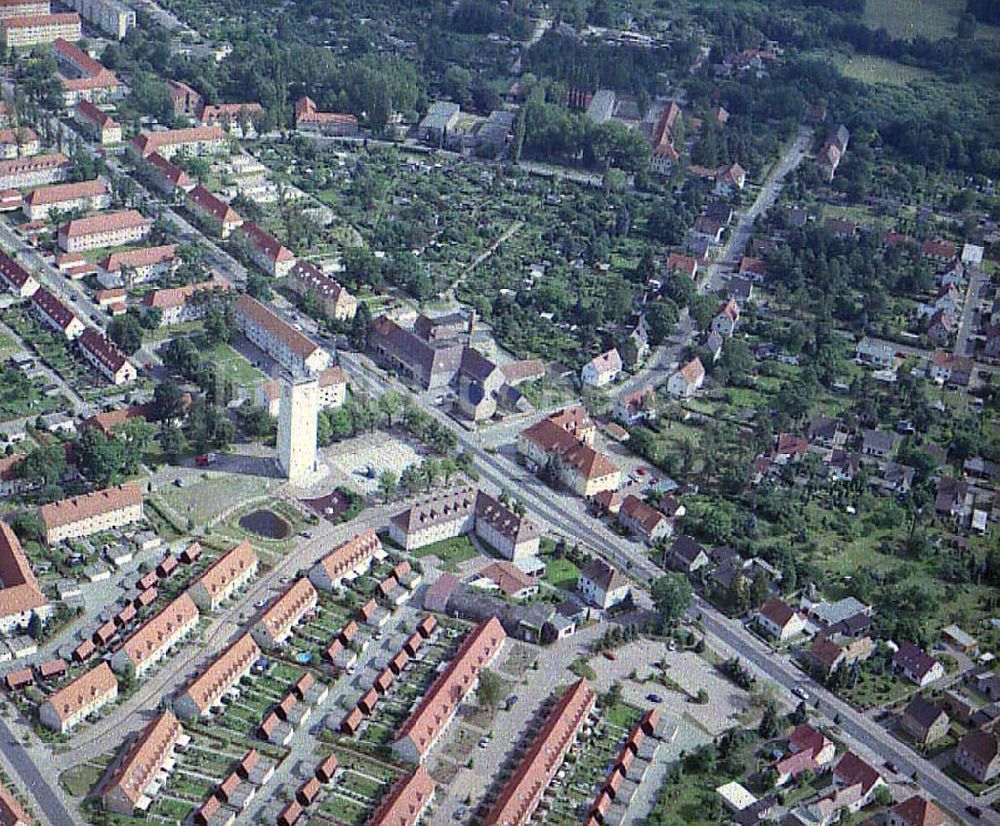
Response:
[[151, 379, 186, 422], [108, 315, 143, 355], [159, 423, 186, 462], [18, 444, 66, 486], [759, 703, 781, 738], [349, 302, 371, 351], [204, 305, 229, 345], [645, 299, 679, 345], [246, 273, 272, 300], [651, 573, 693, 629], [11, 511, 44, 543], [377, 470, 397, 503], [476, 668, 504, 710]]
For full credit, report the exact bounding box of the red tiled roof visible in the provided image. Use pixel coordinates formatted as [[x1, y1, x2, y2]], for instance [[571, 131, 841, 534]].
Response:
[[130, 126, 225, 157], [890, 795, 949, 826], [119, 593, 198, 668], [31, 287, 77, 331], [2, 12, 79, 28], [0, 521, 46, 622], [61, 209, 149, 239], [142, 152, 192, 188], [187, 185, 241, 224], [396, 617, 506, 758], [239, 221, 293, 263], [482, 679, 596, 826], [521, 418, 618, 481], [40, 483, 142, 531], [180, 633, 260, 714], [0, 152, 67, 178], [191, 540, 257, 602], [102, 711, 182, 806], [368, 766, 435, 826], [0, 780, 31, 826], [44, 662, 117, 725], [74, 100, 117, 128], [316, 530, 381, 583], [234, 294, 322, 361], [102, 244, 177, 273], [833, 751, 883, 795], [78, 328, 131, 375]]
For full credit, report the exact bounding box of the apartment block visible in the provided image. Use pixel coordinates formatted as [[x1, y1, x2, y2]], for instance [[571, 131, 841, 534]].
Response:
[[0, 0, 49, 20], [187, 540, 258, 611], [0, 126, 38, 159], [251, 578, 317, 649], [31, 287, 84, 340], [111, 594, 199, 678], [98, 244, 178, 288], [185, 184, 243, 238], [0, 249, 39, 297], [238, 221, 295, 277], [0, 152, 69, 189], [233, 294, 331, 374], [64, 0, 134, 39], [102, 711, 185, 815], [39, 483, 143, 544], [129, 125, 226, 160], [309, 531, 384, 591], [58, 209, 151, 253], [139, 279, 228, 326], [1, 12, 80, 47], [73, 100, 122, 144], [0, 520, 49, 635], [393, 618, 505, 763], [173, 633, 260, 720], [287, 259, 357, 321], [39, 662, 118, 733], [23, 177, 109, 220]]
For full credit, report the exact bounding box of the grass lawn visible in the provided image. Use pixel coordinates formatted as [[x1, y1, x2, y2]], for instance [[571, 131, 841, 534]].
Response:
[[411, 534, 480, 571], [543, 556, 580, 591], [60, 762, 103, 797], [203, 342, 265, 388], [862, 0, 962, 40], [0, 329, 18, 358], [158, 472, 278, 525], [841, 55, 934, 87]]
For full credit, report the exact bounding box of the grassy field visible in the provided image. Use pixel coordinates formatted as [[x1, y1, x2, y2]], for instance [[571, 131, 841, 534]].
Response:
[[204, 342, 265, 389], [158, 472, 277, 524], [411, 534, 480, 571], [842, 54, 934, 86], [863, 0, 962, 40], [543, 557, 580, 591]]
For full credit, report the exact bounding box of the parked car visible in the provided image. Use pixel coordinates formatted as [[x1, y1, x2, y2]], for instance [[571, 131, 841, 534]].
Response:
[[646, 693, 663, 703]]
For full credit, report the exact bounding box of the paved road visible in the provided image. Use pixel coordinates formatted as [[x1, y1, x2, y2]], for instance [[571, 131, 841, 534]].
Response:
[[700, 127, 812, 294], [954, 266, 987, 358], [0, 714, 76, 826]]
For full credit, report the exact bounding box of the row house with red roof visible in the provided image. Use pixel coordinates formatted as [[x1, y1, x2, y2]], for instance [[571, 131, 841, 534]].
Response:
[[137, 152, 195, 197], [0, 126, 38, 159], [286, 259, 357, 320], [0, 520, 50, 634], [174, 633, 260, 720], [102, 711, 186, 815], [98, 244, 179, 288], [293, 96, 359, 137], [31, 286, 84, 339], [187, 540, 258, 611], [250, 578, 317, 649], [0, 249, 39, 297], [74, 100, 121, 144], [186, 184, 243, 238], [237, 221, 295, 277], [233, 294, 331, 374], [111, 593, 199, 678], [39, 661, 118, 732], [139, 279, 228, 326], [78, 328, 137, 385]]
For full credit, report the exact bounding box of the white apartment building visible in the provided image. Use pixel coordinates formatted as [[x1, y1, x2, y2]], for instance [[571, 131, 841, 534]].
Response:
[[187, 540, 259, 611], [39, 662, 118, 733], [111, 594, 199, 678], [1, 12, 80, 47], [58, 209, 151, 253], [39, 483, 143, 544]]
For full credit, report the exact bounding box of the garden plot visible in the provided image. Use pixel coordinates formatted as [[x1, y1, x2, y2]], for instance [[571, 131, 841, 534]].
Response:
[[278, 594, 355, 666], [211, 660, 305, 738], [544, 701, 643, 826], [312, 747, 404, 826]]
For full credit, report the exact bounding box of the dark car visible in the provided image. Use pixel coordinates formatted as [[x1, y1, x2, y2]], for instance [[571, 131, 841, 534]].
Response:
[[646, 693, 663, 703], [966, 805, 982, 818]]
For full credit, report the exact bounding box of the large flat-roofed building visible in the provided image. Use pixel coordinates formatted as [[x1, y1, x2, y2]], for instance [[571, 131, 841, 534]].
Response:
[[187, 540, 258, 611], [129, 125, 226, 159], [111, 593, 199, 678], [0, 152, 69, 189], [368, 767, 435, 826], [30, 287, 84, 340], [39, 661, 118, 733], [39, 483, 143, 544], [388, 488, 477, 552], [309, 531, 384, 591], [64, 0, 134, 39], [251, 578, 316, 649], [234, 294, 331, 374], [102, 711, 185, 815], [0, 249, 39, 297], [0, 520, 50, 635], [286, 260, 356, 320], [481, 679, 595, 826], [393, 617, 505, 763], [78, 328, 137, 385], [173, 633, 260, 720], [1, 12, 80, 47], [23, 177, 109, 220], [58, 209, 151, 253]]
